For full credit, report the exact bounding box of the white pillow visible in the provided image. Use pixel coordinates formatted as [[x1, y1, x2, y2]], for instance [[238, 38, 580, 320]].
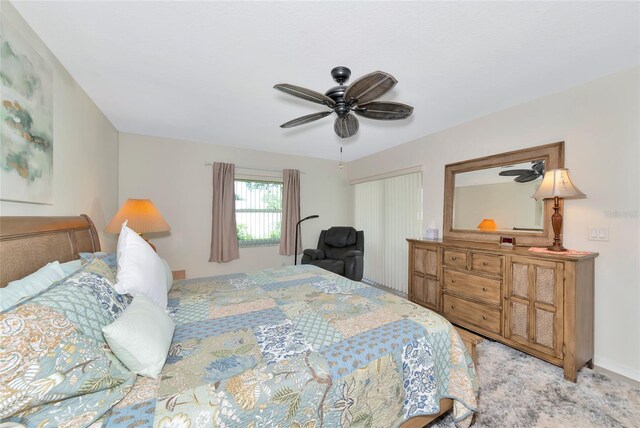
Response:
[[1, 261, 65, 311], [115, 222, 167, 308], [160, 258, 173, 291], [102, 294, 174, 378]]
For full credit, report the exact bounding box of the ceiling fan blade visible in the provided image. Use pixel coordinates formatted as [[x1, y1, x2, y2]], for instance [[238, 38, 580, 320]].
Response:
[[515, 171, 541, 183], [280, 111, 333, 128], [334, 114, 359, 139], [343, 71, 397, 105], [274, 83, 336, 107], [354, 101, 413, 120], [499, 169, 533, 176]]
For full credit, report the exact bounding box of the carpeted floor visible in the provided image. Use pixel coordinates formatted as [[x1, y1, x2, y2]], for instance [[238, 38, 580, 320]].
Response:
[[431, 339, 640, 427]]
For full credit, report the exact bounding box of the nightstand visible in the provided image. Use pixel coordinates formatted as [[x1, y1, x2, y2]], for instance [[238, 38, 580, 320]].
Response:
[[172, 270, 186, 280]]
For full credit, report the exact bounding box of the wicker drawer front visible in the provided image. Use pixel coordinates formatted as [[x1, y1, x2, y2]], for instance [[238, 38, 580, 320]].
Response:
[[471, 253, 502, 276], [443, 269, 501, 305], [444, 250, 467, 269], [443, 294, 501, 334]]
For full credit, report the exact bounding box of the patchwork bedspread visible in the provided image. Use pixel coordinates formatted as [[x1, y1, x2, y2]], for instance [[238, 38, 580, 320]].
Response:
[[100, 265, 477, 427]]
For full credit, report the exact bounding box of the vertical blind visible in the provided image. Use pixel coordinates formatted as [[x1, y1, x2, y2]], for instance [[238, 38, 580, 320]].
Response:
[[354, 172, 423, 293]]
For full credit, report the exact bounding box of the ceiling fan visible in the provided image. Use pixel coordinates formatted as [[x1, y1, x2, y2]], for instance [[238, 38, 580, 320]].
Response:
[[499, 160, 545, 183], [274, 66, 414, 139]]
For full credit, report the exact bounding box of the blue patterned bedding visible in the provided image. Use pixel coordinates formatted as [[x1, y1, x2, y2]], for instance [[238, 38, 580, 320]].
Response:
[[99, 265, 478, 427]]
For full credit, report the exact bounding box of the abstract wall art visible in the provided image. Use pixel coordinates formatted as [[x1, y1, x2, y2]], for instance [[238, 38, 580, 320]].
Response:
[[0, 17, 53, 204]]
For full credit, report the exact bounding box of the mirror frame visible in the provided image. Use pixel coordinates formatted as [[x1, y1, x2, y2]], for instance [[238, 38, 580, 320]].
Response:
[[443, 141, 564, 246]]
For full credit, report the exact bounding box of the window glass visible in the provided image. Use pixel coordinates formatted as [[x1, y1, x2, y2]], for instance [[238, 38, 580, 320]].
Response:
[[235, 180, 283, 247]]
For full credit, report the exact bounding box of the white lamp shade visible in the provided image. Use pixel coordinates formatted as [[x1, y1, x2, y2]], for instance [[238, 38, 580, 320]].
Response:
[[532, 168, 586, 200]]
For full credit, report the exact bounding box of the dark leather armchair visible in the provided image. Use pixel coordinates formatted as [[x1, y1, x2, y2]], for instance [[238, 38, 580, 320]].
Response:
[[301, 226, 364, 281]]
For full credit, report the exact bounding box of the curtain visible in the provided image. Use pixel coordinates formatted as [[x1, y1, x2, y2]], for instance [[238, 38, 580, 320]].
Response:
[[279, 169, 301, 256], [209, 162, 240, 262], [354, 172, 422, 293]]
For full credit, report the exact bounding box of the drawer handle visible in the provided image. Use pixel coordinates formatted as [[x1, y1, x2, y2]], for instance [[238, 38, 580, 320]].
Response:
[[451, 256, 457, 261], [482, 315, 487, 320], [482, 287, 487, 291], [482, 262, 488, 266], [450, 305, 455, 309], [451, 279, 456, 283]]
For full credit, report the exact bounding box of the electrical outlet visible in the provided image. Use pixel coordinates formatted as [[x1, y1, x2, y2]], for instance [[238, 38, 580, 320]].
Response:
[[588, 227, 609, 241]]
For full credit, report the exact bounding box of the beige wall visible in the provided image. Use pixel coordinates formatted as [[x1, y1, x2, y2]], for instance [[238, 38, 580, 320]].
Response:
[[0, 2, 119, 250], [347, 67, 640, 381], [118, 133, 350, 278]]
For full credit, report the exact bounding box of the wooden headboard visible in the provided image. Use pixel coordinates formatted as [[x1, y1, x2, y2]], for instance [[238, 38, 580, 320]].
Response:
[[0, 215, 101, 287]]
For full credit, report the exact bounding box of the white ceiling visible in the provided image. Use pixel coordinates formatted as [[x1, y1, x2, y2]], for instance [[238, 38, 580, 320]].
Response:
[[12, 1, 640, 162]]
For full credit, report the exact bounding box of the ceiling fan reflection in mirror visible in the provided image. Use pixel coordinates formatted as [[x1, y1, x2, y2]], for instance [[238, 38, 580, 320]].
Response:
[[274, 66, 414, 139], [499, 160, 545, 183]]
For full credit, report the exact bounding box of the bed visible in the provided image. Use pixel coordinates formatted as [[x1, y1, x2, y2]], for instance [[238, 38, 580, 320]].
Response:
[[0, 215, 478, 427]]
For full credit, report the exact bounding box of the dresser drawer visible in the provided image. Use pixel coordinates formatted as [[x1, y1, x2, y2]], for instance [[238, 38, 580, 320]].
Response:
[[443, 249, 467, 269], [443, 269, 501, 305], [443, 294, 501, 334], [471, 253, 503, 276]]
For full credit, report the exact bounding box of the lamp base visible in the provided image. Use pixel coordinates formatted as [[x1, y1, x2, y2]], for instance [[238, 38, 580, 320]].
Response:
[[145, 239, 157, 252], [548, 197, 566, 252], [138, 233, 157, 252], [546, 244, 567, 252]]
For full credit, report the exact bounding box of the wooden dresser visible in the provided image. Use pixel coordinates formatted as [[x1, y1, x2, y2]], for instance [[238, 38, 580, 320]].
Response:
[[408, 238, 597, 382]]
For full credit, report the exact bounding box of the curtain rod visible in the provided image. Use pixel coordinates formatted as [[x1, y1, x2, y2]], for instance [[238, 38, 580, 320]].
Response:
[[204, 163, 305, 174]]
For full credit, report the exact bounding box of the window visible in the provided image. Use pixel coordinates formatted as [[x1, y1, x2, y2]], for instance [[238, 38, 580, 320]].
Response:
[[235, 179, 283, 247]]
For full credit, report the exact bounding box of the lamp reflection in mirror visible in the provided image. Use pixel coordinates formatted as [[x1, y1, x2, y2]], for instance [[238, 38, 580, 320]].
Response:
[[104, 199, 170, 252], [477, 218, 497, 231], [532, 169, 585, 252]]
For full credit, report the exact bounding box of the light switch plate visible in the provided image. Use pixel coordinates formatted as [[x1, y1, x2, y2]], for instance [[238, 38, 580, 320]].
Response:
[[588, 227, 609, 241]]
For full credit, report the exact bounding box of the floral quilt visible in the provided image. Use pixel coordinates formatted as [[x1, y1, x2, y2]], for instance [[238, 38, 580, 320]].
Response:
[[99, 265, 478, 428], [0, 259, 135, 427]]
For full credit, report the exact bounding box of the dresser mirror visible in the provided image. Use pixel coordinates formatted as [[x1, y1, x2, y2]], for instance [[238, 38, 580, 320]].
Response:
[[443, 142, 564, 246]]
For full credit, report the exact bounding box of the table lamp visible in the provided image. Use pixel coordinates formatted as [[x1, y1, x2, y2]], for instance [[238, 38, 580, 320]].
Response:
[[105, 199, 170, 251], [532, 169, 585, 252]]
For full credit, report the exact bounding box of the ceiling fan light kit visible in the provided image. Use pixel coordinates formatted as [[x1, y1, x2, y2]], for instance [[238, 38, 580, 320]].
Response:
[[274, 66, 414, 139]]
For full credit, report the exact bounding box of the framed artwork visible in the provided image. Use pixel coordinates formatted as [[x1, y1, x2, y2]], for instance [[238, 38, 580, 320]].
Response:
[[0, 18, 53, 204]]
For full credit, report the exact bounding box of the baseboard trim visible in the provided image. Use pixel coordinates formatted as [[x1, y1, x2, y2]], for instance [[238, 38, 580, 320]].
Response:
[[593, 364, 640, 388]]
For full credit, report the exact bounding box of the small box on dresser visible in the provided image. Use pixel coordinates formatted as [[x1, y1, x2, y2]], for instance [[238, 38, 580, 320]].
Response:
[[407, 238, 597, 382]]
